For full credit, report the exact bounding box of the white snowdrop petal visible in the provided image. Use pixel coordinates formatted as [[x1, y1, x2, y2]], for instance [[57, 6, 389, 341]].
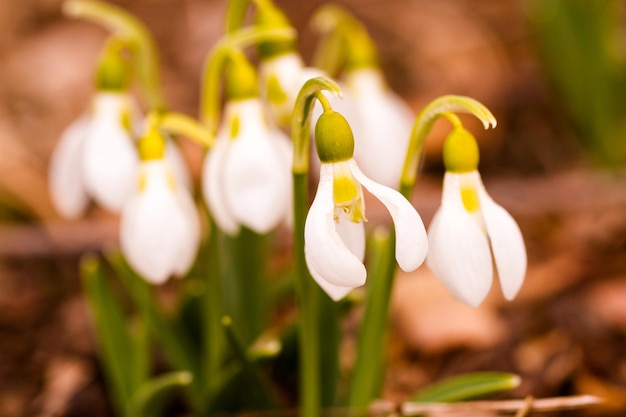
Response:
[[49, 114, 90, 219], [476, 181, 527, 300], [171, 188, 201, 278], [304, 164, 367, 291], [345, 69, 414, 188], [121, 161, 198, 283], [223, 124, 290, 234], [165, 139, 192, 191], [306, 257, 355, 301], [350, 161, 427, 272], [201, 137, 239, 235], [427, 203, 493, 307], [81, 93, 138, 212]]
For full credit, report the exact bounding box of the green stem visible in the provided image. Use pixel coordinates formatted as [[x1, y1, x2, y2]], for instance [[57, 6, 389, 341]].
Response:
[[64, 0, 167, 111], [292, 172, 321, 417], [222, 228, 268, 347], [199, 26, 296, 132], [291, 76, 343, 417], [347, 228, 396, 407], [203, 220, 226, 401]]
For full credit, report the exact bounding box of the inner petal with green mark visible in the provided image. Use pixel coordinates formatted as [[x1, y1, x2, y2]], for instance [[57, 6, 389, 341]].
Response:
[[332, 162, 366, 223]]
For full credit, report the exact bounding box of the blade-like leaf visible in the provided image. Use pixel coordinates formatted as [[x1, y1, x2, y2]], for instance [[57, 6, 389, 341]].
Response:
[[130, 372, 193, 417], [411, 372, 521, 403]]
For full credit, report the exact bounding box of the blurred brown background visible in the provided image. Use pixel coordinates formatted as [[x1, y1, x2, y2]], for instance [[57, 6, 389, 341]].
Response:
[[0, 1, 626, 416]]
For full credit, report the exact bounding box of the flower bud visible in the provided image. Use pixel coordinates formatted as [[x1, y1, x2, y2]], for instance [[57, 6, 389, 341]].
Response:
[[443, 128, 480, 173], [315, 111, 355, 163]]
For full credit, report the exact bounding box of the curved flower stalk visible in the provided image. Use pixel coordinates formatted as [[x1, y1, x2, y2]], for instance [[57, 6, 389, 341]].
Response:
[[427, 128, 527, 307], [63, 0, 167, 111], [201, 50, 292, 235], [305, 108, 427, 301], [311, 4, 414, 188], [120, 123, 200, 284]]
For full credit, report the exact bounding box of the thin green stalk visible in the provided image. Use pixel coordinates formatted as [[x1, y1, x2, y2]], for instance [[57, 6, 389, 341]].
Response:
[[291, 76, 343, 417], [349, 95, 497, 408], [292, 172, 321, 417], [347, 229, 396, 407], [199, 26, 296, 132], [222, 227, 268, 347], [63, 0, 167, 111], [203, 221, 226, 401]]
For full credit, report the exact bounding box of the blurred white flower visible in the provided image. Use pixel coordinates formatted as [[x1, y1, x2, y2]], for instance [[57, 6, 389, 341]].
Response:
[[49, 92, 191, 218], [202, 98, 291, 235], [427, 171, 527, 307], [305, 159, 427, 300], [121, 158, 200, 284], [343, 68, 414, 189]]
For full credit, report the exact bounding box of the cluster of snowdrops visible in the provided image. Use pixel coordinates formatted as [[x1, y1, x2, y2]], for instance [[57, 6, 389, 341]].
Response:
[[47, 0, 528, 415]]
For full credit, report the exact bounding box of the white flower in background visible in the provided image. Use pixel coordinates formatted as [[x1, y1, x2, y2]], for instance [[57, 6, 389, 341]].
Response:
[[49, 114, 91, 219], [49, 92, 138, 217], [49, 92, 192, 218], [202, 98, 291, 235], [427, 129, 527, 307], [80, 92, 140, 212], [120, 132, 200, 284], [259, 52, 323, 126], [304, 111, 427, 301], [343, 68, 414, 189]]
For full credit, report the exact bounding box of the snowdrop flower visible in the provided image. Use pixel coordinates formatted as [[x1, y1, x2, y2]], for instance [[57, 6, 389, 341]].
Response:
[[49, 40, 191, 219], [120, 127, 200, 284], [427, 128, 527, 307], [202, 52, 291, 235], [305, 110, 428, 300], [343, 68, 414, 188], [49, 91, 139, 217]]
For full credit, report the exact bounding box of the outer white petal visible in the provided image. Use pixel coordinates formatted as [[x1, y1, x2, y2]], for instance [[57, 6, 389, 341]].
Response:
[[305, 164, 366, 295], [345, 69, 414, 188], [165, 138, 192, 191], [306, 258, 355, 301], [222, 100, 290, 234], [201, 135, 239, 235], [350, 160, 427, 272], [81, 93, 138, 212], [426, 173, 493, 307], [121, 161, 199, 283], [473, 173, 527, 300], [48, 114, 90, 219]]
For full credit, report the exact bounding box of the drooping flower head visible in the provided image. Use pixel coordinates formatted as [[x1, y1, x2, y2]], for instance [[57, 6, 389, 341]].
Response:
[[49, 41, 138, 217], [305, 109, 428, 300], [48, 37, 191, 219], [201, 50, 291, 235], [120, 122, 201, 284], [427, 127, 527, 307]]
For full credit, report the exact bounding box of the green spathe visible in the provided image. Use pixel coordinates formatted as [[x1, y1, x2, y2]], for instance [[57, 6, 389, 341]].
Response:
[[314, 111, 355, 163], [443, 128, 480, 173]]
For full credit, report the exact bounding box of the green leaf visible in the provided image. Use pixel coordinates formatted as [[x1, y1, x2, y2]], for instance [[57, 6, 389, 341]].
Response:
[[411, 372, 521, 403], [130, 372, 193, 417], [104, 250, 204, 408], [81, 255, 144, 417]]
